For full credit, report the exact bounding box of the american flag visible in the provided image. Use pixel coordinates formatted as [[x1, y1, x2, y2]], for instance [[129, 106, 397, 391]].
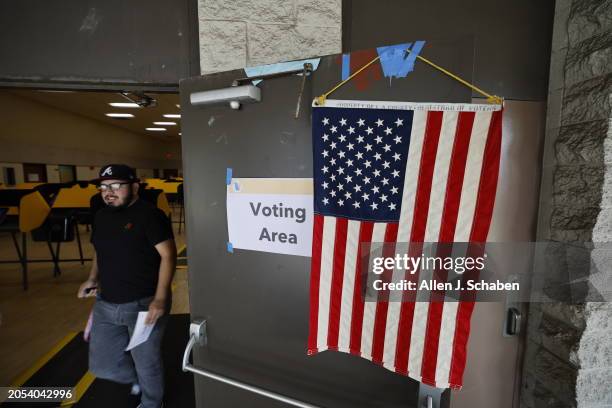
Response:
[[308, 100, 502, 389]]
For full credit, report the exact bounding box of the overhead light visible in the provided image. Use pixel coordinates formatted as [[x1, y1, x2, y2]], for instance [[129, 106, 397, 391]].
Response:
[[176, 104, 181, 108], [163, 114, 181, 118], [190, 85, 261, 109], [146, 127, 166, 132], [153, 121, 176, 126], [106, 113, 134, 118], [179, 132, 182, 135], [109, 102, 141, 108]]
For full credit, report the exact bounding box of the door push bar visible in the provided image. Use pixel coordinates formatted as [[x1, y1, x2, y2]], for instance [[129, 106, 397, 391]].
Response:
[[182, 320, 448, 408]]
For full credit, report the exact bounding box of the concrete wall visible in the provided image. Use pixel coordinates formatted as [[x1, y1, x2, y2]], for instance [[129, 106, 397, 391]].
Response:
[[197, 0, 342, 74], [0, 92, 181, 172], [521, 0, 612, 406]]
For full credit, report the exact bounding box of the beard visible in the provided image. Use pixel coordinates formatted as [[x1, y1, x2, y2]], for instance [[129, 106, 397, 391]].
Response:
[[104, 189, 134, 211]]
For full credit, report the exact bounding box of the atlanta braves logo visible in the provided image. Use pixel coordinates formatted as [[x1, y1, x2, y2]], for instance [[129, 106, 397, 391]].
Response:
[[101, 167, 113, 176]]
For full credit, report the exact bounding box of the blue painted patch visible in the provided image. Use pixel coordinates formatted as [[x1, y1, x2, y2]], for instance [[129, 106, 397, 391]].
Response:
[[226, 168, 232, 185], [341, 53, 351, 81], [227, 242, 234, 253], [234, 181, 240, 192], [376, 41, 426, 79]]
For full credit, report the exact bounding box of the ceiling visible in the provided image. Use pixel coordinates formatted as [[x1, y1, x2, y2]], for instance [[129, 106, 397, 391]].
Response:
[[8, 90, 181, 141]]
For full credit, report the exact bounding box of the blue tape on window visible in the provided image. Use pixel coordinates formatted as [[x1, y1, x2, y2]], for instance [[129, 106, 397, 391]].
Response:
[[226, 168, 232, 185], [227, 242, 234, 253], [341, 53, 351, 81]]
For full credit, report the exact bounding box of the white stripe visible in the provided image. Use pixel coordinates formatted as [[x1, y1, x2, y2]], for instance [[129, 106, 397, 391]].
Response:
[[360, 222, 387, 358], [423, 111, 458, 241], [337, 220, 361, 351], [316, 216, 336, 350], [407, 301, 430, 376], [434, 111, 493, 385], [397, 110, 428, 242]]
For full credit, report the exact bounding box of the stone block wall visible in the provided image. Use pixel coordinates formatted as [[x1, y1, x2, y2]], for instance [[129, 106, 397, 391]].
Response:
[[197, 0, 342, 74], [522, 0, 612, 407]]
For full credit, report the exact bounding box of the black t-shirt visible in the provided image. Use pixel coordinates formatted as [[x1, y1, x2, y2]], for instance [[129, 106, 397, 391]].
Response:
[[91, 198, 174, 303]]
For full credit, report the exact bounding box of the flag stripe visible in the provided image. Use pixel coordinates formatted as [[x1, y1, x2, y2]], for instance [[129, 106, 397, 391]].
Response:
[[327, 218, 349, 349], [371, 222, 399, 363], [349, 221, 374, 354], [337, 220, 362, 351], [448, 110, 503, 387], [308, 214, 325, 354], [316, 216, 337, 351]]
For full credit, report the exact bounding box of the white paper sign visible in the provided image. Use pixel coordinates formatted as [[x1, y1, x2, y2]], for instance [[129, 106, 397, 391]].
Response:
[[227, 177, 313, 256]]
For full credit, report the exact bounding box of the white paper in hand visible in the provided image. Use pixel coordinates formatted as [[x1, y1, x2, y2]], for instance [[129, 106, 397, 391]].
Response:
[[126, 311, 155, 351]]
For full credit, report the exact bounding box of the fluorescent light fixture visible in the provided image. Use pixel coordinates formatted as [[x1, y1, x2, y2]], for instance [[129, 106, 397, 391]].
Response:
[[105, 113, 134, 118], [179, 132, 182, 135], [109, 102, 141, 108], [153, 121, 177, 126], [190, 85, 261, 109], [146, 127, 166, 132], [163, 114, 181, 118], [176, 104, 181, 108]]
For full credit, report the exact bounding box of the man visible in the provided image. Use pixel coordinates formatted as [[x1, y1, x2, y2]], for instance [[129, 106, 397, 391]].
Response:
[[78, 164, 176, 408]]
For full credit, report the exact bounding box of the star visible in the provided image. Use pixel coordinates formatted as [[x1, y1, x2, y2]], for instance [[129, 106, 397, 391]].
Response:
[[374, 153, 382, 161], [322, 150, 329, 158], [380, 194, 388, 202], [322, 134, 329, 141], [372, 185, 380, 194], [322, 117, 330, 125], [365, 144, 373, 152], [392, 170, 400, 178], [363, 176, 371, 184], [393, 152, 401, 161], [322, 181, 329, 189], [364, 160, 372, 168], [394, 135, 402, 144], [366, 127, 374, 135], [338, 151, 346, 158], [322, 166, 329, 173], [374, 135, 383, 144], [338, 199, 344, 206], [381, 178, 389, 186], [395, 118, 404, 127], [356, 152, 364, 160], [344, 175, 353, 183], [330, 190, 337, 197], [330, 141, 337, 150], [344, 191, 352, 199], [346, 159, 354, 167], [339, 118, 347, 126], [370, 202, 379, 210], [330, 174, 336, 181], [384, 127, 392, 135], [376, 119, 384, 127], [348, 126, 355, 134], [354, 184, 362, 192], [347, 142, 355, 151], [330, 125, 338, 133], [383, 144, 391, 152], [356, 135, 365, 143], [391, 186, 399, 194], [389, 202, 397, 210], [355, 168, 363, 176], [373, 169, 381, 177], [353, 201, 361, 208], [339, 134, 347, 142], [337, 167, 345, 175], [322, 197, 329, 205], [362, 192, 370, 201], [330, 158, 336, 166], [337, 183, 344, 190], [382, 161, 390, 169], [357, 119, 365, 127]]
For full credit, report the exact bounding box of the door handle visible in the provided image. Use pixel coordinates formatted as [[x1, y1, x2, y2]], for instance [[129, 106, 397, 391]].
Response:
[[505, 307, 522, 336]]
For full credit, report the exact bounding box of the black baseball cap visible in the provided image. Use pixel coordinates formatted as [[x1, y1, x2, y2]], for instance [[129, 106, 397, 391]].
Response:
[[91, 164, 139, 185]]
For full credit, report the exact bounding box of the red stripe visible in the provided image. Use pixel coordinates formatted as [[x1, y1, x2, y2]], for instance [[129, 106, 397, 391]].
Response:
[[307, 215, 325, 354], [349, 221, 374, 354], [327, 218, 349, 349], [448, 110, 503, 388], [394, 111, 443, 373], [371, 223, 399, 363], [420, 111, 475, 384]]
